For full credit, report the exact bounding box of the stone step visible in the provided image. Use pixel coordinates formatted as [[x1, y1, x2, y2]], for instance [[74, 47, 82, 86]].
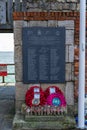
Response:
[[25, 115, 66, 122], [13, 114, 76, 130]]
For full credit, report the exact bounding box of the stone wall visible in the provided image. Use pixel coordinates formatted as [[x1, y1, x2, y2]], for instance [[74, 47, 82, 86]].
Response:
[[13, 12, 76, 112], [22, 0, 80, 11]]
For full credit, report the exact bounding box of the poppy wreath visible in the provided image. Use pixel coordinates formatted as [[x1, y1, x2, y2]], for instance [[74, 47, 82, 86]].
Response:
[[25, 86, 46, 107], [46, 93, 66, 107], [44, 86, 66, 107]]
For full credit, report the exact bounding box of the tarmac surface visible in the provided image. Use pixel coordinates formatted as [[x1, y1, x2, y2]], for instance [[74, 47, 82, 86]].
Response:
[[0, 86, 15, 130]]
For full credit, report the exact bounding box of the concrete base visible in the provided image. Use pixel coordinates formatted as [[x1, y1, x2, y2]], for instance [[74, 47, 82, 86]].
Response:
[[13, 114, 76, 130]]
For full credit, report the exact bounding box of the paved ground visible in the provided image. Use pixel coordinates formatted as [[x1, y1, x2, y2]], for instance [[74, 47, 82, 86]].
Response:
[[0, 86, 15, 130]]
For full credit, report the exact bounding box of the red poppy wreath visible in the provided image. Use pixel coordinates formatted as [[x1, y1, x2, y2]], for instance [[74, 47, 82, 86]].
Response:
[[25, 86, 46, 107]]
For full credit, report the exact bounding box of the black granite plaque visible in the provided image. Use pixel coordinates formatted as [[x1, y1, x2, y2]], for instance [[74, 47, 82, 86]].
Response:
[[22, 27, 65, 83]]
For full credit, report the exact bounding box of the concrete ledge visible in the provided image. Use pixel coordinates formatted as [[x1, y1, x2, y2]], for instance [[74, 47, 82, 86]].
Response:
[[13, 114, 76, 130]]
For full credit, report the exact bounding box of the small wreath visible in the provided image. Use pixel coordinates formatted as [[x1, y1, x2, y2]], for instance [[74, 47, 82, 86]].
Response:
[[46, 93, 66, 107], [25, 86, 46, 107], [44, 86, 66, 107]]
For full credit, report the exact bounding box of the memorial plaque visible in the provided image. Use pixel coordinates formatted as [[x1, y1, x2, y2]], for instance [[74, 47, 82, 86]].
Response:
[[22, 27, 65, 83]]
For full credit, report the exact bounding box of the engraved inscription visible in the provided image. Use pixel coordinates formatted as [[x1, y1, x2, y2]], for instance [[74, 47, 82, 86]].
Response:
[[22, 27, 65, 83]]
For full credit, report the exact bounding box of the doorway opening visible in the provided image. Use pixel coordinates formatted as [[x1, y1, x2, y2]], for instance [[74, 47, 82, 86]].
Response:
[[0, 33, 15, 85]]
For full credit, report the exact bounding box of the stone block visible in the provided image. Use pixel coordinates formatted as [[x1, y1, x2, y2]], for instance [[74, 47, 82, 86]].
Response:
[[15, 100, 25, 112], [71, 65, 74, 81], [27, 21, 30, 27], [48, 20, 58, 27], [63, 3, 70, 10], [65, 45, 69, 62], [65, 63, 72, 81], [66, 30, 74, 45], [58, 20, 74, 30], [27, 84, 41, 89], [56, 0, 66, 2], [50, 2, 58, 10], [13, 114, 76, 130], [38, 1, 50, 11], [66, 0, 78, 2], [27, 2, 38, 8], [29, 21, 47, 27], [56, 3, 63, 10], [23, 21, 28, 27], [77, 3, 80, 11], [69, 45, 74, 62], [27, 8, 42, 12], [65, 82, 74, 105], [70, 3, 76, 10], [16, 82, 28, 101], [14, 29, 22, 45], [14, 46, 22, 63], [14, 21, 23, 29], [15, 62, 22, 82]]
